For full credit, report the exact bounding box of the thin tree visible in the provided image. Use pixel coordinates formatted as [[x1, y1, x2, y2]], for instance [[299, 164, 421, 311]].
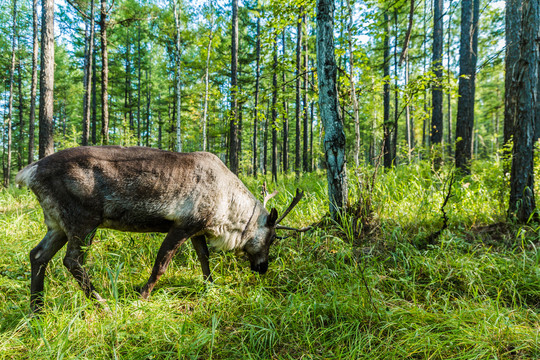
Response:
[[316, 0, 348, 218], [229, 0, 239, 173], [282, 30, 289, 173], [431, 0, 443, 162], [382, 11, 392, 168], [347, 0, 360, 168], [100, 0, 109, 144], [82, 0, 96, 146], [173, 0, 183, 152], [454, 0, 479, 173], [39, 0, 55, 158], [4, 0, 17, 186], [302, 13, 309, 172], [28, 0, 39, 163], [202, 0, 215, 152], [508, 0, 538, 222], [252, 3, 261, 177], [271, 32, 278, 182], [295, 8, 303, 178]]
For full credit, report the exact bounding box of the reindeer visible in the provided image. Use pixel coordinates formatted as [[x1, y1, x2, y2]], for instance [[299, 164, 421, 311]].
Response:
[[15, 146, 306, 312]]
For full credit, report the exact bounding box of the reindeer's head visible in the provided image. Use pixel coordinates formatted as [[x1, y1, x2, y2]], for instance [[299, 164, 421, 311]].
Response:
[[243, 188, 307, 274]]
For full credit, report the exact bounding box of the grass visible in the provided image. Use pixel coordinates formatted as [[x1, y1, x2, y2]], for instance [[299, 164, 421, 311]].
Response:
[[0, 160, 538, 359]]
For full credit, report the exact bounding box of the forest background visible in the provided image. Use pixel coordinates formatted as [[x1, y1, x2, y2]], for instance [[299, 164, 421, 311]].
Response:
[[0, 0, 539, 358]]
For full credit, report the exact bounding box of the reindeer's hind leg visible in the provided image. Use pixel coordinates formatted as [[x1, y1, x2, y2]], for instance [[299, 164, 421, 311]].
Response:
[[191, 236, 213, 282], [30, 228, 68, 312], [139, 227, 196, 299], [62, 228, 108, 307]]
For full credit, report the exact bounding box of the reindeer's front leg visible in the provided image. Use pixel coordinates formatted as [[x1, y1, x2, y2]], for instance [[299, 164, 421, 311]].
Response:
[[139, 227, 194, 299], [191, 235, 213, 282]]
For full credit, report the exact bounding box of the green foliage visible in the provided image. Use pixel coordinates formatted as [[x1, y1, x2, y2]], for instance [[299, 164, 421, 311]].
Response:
[[1, 162, 538, 359]]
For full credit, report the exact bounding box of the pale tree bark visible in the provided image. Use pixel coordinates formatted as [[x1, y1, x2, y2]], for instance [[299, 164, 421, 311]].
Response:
[[82, 0, 95, 146], [455, 0, 479, 173], [508, 0, 538, 222], [173, 0, 183, 152], [316, 0, 347, 218], [100, 0, 109, 144], [39, 0, 55, 159], [252, 4, 261, 178], [4, 0, 17, 187], [303, 13, 309, 172], [229, 0, 239, 173], [28, 0, 38, 163], [202, 0, 214, 152], [346, 0, 360, 168]]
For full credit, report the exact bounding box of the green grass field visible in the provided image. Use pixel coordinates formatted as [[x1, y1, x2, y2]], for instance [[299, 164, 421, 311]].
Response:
[[0, 161, 538, 359]]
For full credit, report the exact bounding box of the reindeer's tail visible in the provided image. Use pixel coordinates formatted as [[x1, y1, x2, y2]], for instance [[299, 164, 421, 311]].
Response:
[[15, 163, 38, 187]]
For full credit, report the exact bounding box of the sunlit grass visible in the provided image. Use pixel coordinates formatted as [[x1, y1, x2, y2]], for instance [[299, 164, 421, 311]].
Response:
[[0, 160, 538, 359]]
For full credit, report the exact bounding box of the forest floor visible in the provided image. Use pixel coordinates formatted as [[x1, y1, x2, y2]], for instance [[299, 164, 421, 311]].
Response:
[[0, 160, 538, 359]]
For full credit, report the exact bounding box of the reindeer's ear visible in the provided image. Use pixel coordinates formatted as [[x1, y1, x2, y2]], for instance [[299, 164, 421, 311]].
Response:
[[266, 208, 278, 227]]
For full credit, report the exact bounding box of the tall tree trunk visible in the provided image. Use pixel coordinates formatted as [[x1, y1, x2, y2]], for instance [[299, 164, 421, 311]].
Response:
[[229, 0, 239, 172], [382, 11, 392, 168], [302, 13, 309, 173], [137, 22, 142, 146], [173, 0, 183, 152], [508, 0, 538, 222], [82, 0, 95, 146], [253, 6, 260, 178], [295, 8, 303, 178], [405, 53, 413, 162], [316, 0, 348, 218], [91, 44, 97, 145], [347, 0, 360, 168], [39, 0, 55, 159], [504, 0, 521, 174], [4, 0, 17, 186], [282, 30, 289, 174], [455, 0, 480, 174], [271, 32, 278, 182], [100, 0, 109, 144], [431, 0, 443, 163], [392, 10, 399, 166], [28, 0, 38, 163], [17, 56, 24, 170], [202, 1, 214, 152], [446, 8, 453, 158], [146, 67, 151, 147]]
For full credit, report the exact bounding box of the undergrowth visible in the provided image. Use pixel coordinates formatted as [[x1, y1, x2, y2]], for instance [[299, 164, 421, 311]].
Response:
[[0, 160, 538, 359]]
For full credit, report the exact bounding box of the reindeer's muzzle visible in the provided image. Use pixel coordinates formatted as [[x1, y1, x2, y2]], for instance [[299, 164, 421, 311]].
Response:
[[251, 261, 268, 274]]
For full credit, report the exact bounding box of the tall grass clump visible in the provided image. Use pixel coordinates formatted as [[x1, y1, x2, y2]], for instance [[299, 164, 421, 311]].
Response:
[[0, 159, 538, 359]]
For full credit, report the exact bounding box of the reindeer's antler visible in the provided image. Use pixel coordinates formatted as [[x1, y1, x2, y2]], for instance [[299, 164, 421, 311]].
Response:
[[275, 188, 304, 225], [262, 182, 278, 208]]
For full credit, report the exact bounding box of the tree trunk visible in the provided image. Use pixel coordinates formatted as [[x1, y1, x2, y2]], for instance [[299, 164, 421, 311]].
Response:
[[508, 0, 538, 222], [295, 8, 303, 178], [4, 0, 17, 186], [173, 0, 183, 152], [39, 0, 55, 159], [100, 0, 109, 144], [382, 11, 392, 168], [504, 0, 521, 174], [347, 0, 360, 168], [137, 22, 142, 146], [91, 43, 97, 145], [202, 2, 214, 152], [146, 67, 151, 147], [82, 0, 95, 146], [229, 0, 239, 173], [303, 13, 309, 172], [392, 10, 399, 166], [431, 0, 443, 162], [455, 0, 480, 174], [316, 0, 348, 218], [282, 30, 289, 174], [28, 0, 38, 163], [253, 6, 260, 178], [17, 55, 24, 170], [271, 32, 278, 182]]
